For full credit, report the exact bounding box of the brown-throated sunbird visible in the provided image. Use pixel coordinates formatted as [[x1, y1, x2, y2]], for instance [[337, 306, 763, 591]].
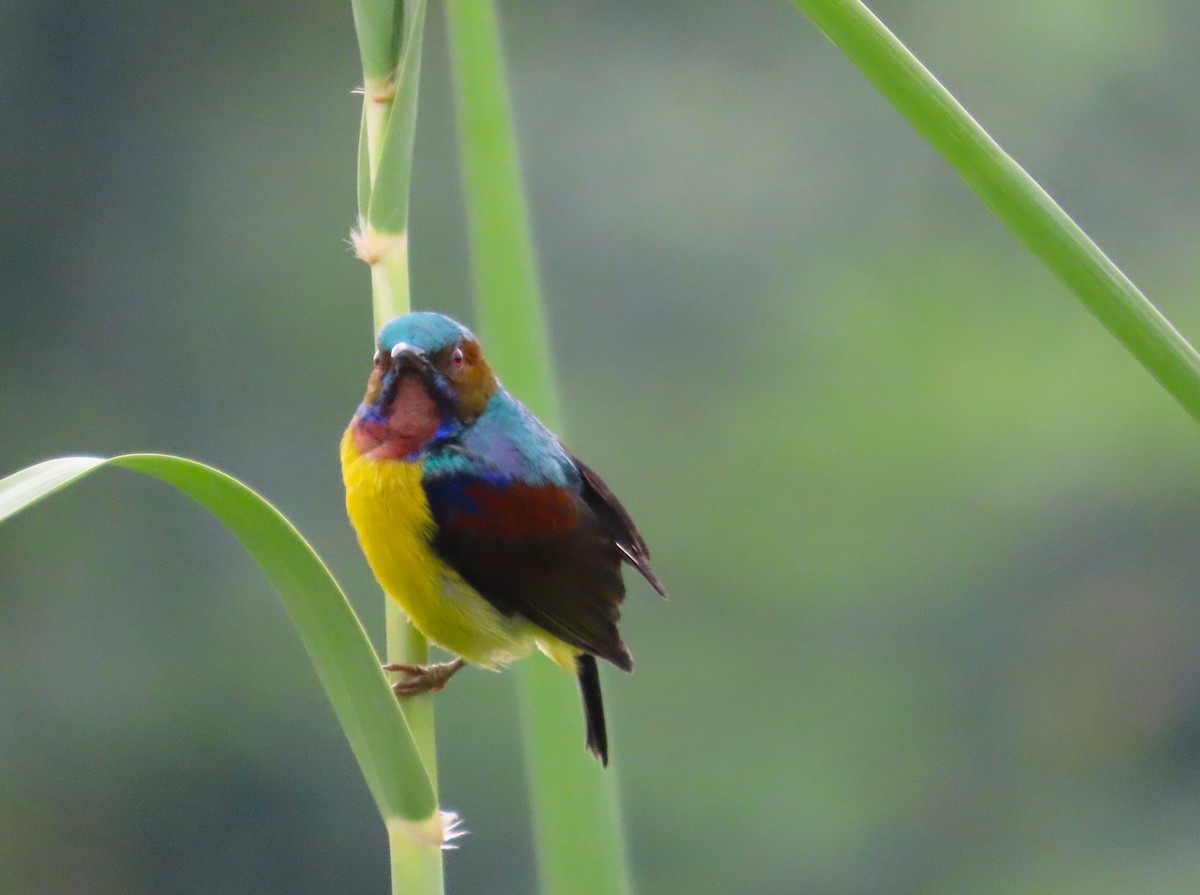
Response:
[[341, 312, 664, 765]]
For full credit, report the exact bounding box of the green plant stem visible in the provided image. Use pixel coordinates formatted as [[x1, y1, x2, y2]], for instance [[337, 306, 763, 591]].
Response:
[[445, 3, 632, 894], [792, 0, 1200, 424], [352, 0, 444, 891], [350, 0, 404, 86], [444, 0, 558, 422], [360, 0, 427, 323], [515, 664, 632, 895], [363, 78, 439, 780], [389, 827, 446, 895], [353, 0, 437, 772]]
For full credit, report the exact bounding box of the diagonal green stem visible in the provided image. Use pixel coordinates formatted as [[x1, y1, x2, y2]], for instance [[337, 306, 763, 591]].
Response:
[[792, 0, 1200, 424], [445, 3, 632, 894]]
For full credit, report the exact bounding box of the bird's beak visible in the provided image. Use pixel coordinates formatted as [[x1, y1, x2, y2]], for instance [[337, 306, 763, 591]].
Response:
[[389, 342, 427, 367], [362, 343, 432, 424]]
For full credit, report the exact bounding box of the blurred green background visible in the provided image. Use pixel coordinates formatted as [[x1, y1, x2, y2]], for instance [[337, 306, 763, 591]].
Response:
[[4, 1, 1200, 893]]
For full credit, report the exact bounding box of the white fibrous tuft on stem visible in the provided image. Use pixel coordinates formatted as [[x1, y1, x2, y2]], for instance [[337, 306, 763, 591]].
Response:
[[350, 217, 409, 267], [440, 811, 468, 850], [387, 809, 467, 850]]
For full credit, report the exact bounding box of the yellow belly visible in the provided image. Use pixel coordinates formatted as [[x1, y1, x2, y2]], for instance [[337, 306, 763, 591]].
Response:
[[340, 428, 574, 670]]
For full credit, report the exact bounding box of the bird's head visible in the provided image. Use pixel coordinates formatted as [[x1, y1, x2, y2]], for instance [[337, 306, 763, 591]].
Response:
[[350, 312, 498, 461]]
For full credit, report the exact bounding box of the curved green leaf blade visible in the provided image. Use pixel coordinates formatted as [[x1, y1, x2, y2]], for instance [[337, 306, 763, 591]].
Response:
[[0, 456, 106, 523], [0, 454, 438, 831]]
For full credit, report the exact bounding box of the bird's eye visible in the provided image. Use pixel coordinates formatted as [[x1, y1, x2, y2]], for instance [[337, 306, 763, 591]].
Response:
[[450, 346, 465, 369], [373, 349, 384, 368]]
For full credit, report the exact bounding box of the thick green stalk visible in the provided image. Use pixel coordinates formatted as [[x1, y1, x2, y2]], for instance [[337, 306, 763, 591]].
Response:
[[357, 0, 428, 325], [444, 0, 559, 422], [351, 0, 445, 890], [793, 0, 1200, 423], [445, 3, 632, 894], [389, 828, 447, 895]]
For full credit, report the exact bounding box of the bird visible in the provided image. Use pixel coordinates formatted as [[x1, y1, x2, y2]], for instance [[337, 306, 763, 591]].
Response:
[[340, 311, 664, 765]]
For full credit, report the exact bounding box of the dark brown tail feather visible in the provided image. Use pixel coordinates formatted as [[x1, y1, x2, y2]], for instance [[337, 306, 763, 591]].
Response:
[[577, 654, 608, 766]]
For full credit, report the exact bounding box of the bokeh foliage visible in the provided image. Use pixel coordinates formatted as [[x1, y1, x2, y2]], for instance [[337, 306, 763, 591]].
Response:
[[3, 1, 1200, 894]]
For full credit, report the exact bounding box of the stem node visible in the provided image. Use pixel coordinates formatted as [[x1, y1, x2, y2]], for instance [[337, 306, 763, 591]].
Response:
[[351, 218, 409, 268], [386, 810, 466, 850], [365, 75, 399, 104]]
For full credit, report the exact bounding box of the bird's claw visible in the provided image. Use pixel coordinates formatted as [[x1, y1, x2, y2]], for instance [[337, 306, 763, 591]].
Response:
[[383, 658, 465, 697]]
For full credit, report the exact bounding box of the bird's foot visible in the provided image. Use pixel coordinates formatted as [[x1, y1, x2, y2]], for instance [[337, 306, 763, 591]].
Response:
[[383, 658, 466, 697]]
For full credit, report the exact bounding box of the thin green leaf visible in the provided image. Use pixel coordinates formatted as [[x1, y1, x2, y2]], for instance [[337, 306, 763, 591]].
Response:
[[367, 0, 428, 235], [0, 454, 439, 831], [352, 0, 403, 84], [445, 3, 632, 893], [358, 103, 371, 220], [792, 0, 1200, 424], [0, 455, 106, 524]]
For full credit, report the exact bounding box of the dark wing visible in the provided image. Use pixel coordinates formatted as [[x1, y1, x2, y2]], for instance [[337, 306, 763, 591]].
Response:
[[424, 473, 634, 670], [570, 455, 667, 597]]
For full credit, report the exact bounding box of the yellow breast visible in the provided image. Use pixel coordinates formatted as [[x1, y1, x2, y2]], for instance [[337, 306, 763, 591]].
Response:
[[339, 427, 539, 668]]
